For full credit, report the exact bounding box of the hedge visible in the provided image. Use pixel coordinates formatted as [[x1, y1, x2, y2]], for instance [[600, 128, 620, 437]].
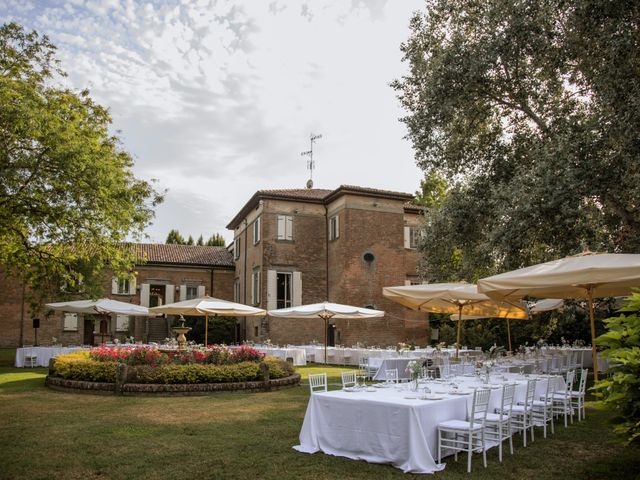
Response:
[[52, 352, 294, 385]]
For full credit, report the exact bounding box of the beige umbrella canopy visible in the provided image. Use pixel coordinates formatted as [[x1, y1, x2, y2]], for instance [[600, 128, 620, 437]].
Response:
[[267, 302, 384, 364], [477, 252, 640, 381], [150, 296, 266, 347], [383, 283, 528, 357]]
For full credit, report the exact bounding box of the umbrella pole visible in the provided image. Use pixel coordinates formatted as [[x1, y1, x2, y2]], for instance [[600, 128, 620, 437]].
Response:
[[507, 319, 512, 352], [205, 314, 209, 348], [588, 288, 599, 382], [324, 316, 328, 364], [455, 305, 463, 358]]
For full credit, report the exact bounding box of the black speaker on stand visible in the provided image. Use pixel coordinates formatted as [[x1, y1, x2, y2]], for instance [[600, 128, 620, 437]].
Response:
[[32, 318, 40, 346]]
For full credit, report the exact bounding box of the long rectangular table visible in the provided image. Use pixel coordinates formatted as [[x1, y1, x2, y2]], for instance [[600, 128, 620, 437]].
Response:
[[295, 373, 561, 474], [15, 346, 88, 367]]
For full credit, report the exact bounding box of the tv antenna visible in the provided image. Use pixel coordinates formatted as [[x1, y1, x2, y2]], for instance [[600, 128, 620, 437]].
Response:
[[301, 133, 322, 189]]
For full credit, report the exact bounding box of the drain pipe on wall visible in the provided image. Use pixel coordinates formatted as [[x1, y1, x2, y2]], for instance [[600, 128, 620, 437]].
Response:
[[324, 205, 329, 301]]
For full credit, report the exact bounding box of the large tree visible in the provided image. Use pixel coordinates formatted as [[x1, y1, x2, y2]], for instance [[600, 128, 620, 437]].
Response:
[[393, 0, 640, 282], [0, 23, 162, 298]]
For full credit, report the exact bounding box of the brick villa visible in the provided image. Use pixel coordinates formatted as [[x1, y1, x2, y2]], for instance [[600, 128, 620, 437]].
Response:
[[0, 185, 429, 348]]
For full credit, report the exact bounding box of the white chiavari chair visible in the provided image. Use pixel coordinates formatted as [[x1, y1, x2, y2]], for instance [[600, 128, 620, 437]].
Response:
[[531, 375, 557, 438], [552, 369, 576, 427], [485, 383, 516, 462], [570, 368, 588, 421], [511, 378, 537, 447], [438, 388, 491, 473], [385, 368, 399, 384], [308, 372, 328, 393], [341, 370, 357, 389]]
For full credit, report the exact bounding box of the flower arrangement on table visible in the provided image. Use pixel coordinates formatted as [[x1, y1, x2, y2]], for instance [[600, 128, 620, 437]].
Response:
[[405, 360, 423, 378]]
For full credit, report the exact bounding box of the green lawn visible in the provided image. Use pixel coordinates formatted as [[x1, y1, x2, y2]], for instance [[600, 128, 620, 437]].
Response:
[[0, 359, 638, 479]]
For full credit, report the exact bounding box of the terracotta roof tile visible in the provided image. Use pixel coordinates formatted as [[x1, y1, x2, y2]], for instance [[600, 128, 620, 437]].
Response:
[[123, 243, 234, 268], [257, 188, 333, 200], [227, 184, 417, 229]]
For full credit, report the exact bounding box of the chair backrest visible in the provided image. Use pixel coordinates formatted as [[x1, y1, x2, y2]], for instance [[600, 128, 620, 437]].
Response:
[[385, 368, 399, 383], [359, 356, 369, 370], [308, 372, 327, 393], [341, 370, 357, 388], [579, 368, 588, 393], [523, 378, 538, 409], [470, 388, 491, 424], [542, 376, 558, 402], [565, 369, 576, 393], [499, 383, 516, 418]]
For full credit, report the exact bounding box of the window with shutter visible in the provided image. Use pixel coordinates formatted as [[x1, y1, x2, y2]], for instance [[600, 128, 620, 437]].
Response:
[[234, 278, 240, 302], [251, 269, 261, 305], [234, 238, 240, 260], [277, 215, 293, 240], [276, 272, 292, 309], [116, 315, 130, 332], [253, 217, 261, 244], [116, 277, 130, 295], [197, 285, 206, 297], [186, 285, 198, 300], [329, 215, 339, 240], [63, 313, 78, 331]]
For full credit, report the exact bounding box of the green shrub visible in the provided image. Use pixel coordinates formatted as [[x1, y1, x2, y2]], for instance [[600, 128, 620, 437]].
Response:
[[263, 356, 295, 379], [54, 352, 118, 382], [129, 362, 262, 384], [593, 293, 640, 445]]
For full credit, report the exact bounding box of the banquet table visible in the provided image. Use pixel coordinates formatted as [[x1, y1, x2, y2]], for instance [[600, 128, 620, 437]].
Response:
[[15, 346, 88, 367], [372, 357, 422, 381], [255, 346, 307, 366], [295, 373, 562, 474]]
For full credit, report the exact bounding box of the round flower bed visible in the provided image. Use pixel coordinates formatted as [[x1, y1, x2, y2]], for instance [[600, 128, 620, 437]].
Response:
[[46, 345, 299, 395]]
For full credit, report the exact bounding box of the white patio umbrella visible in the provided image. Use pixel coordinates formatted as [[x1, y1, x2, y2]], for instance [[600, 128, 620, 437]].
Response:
[[46, 298, 152, 344], [46, 298, 151, 316], [150, 296, 266, 347], [529, 298, 564, 314], [267, 302, 384, 364], [477, 252, 640, 381], [383, 282, 528, 357]]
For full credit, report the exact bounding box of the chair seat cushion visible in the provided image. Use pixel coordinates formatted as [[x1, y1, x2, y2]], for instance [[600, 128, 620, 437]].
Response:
[[484, 412, 509, 422], [438, 419, 484, 431], [532, 400, 552, 407]]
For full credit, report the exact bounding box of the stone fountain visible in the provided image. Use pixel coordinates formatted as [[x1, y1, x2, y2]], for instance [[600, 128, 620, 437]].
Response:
[[172, 315, 192, 351]]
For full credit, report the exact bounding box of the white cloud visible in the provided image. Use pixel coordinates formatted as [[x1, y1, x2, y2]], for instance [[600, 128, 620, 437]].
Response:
[[5, 0, 424, 243]]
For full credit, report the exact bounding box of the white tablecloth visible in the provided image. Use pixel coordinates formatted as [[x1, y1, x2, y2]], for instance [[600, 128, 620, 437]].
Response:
[[372, 357, 419, 381], [294, 373, 560, 474], [255, 347, 307, 366], [15, 346, 88, 367]]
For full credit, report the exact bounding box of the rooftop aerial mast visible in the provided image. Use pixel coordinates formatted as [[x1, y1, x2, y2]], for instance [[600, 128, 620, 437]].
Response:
[[301, 133, 322, 189]]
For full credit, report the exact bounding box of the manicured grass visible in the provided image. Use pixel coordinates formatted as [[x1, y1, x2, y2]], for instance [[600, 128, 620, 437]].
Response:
[[0, 362, 638, 479]]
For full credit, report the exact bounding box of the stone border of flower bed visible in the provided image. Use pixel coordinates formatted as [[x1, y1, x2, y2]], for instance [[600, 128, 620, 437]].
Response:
[[45, 372, 301, 396], [45, 359, 301, 396]]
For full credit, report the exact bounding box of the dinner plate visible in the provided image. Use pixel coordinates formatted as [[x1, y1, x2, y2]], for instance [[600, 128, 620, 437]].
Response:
[[420, 395, 443, 400], [365, 388, 376, 392], [435, 390, 448, 394], [403, 395, 418, 399], [343, 387, 357, 392], [449, 390, 472, 395]]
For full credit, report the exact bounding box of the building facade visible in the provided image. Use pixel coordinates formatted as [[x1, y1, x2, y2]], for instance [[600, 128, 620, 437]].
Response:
[[227, 185, 428, 347], [0, 244, 234, 347]]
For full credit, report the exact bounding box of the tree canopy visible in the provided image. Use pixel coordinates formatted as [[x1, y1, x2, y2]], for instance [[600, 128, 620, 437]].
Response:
[[165, 229, 226, 247], [393, 0, 640, 282], [0, 23, 162, 298]]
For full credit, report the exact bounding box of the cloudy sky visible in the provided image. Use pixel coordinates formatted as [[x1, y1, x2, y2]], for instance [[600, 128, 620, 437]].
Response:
[[3, 0, 425, 244]]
